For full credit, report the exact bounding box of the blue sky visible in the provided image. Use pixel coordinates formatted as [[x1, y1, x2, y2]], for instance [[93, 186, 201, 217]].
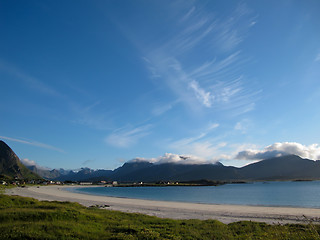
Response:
[[1, 0, 320, 170]]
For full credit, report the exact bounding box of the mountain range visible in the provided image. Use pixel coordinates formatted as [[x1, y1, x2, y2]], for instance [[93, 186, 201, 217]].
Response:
[[27, 154, 320, 182], [1, 140, 320, 183]]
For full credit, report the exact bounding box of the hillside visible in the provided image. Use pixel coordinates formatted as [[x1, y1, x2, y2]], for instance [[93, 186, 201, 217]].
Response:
[[108, 162, 241, 182], [239, 155, 320, 180], [26, 165, 64, 180], [0, 140, 41, 180]]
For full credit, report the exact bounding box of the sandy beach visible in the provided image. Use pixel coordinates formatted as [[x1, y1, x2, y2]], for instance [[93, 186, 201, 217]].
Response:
[[5, 185, 320, 224]]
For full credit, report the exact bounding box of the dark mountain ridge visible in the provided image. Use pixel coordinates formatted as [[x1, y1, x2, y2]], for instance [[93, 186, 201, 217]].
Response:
[[0, 140, 41, 180], [111, 162, 241, 182], [56, 168, 113, 182], [25, 154, 320, 183], [26, 165, 65, 179], [239, 155, 320, 180], [7, 135, 317, 183]]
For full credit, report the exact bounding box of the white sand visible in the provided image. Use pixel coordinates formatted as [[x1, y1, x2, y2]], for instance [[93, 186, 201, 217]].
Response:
[[5, 185, 320, 224]]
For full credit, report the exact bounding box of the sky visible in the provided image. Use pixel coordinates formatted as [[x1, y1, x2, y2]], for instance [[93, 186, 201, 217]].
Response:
[[1, 0, 320, 170]]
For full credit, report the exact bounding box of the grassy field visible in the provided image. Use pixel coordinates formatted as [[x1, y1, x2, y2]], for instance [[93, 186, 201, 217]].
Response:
[[0, 187, 320, 239]]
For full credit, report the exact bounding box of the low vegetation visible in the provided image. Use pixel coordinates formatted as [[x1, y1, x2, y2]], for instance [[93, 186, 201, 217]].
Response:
[[0, 186, 319, 239]]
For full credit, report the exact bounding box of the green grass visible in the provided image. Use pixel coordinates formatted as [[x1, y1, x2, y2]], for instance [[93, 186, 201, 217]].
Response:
[[0, 190, 320, 239]]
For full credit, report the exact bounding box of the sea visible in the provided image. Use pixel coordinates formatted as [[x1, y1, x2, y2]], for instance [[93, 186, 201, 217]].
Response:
[[67, 181, 320, 208]]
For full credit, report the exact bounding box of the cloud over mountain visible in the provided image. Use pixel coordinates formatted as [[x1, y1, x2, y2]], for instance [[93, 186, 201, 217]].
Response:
[[20, 158, 50, 170], [236, 142, 320, 160], [129, 142, 320, 167], [130, 153, 208, 165]]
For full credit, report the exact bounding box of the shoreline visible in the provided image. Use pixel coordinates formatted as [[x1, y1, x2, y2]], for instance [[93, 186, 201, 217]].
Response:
[[67, 185, 320, 209], [5, 185, 320, 224]]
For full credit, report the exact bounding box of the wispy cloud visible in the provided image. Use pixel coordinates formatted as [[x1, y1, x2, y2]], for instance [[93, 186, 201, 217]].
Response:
[[168, 123, 227, 160], [315, 52, 320, 62], [0, 59, 63, 98], [214, 2, 256, 52], [208, 122, 220, 130], [234, 119, 251, 133], [151, 100, 179, 116], [71, 101, 114, 130], [82, 159, 95, 167], [140, 3, 259, 115], [105, 124, 152, 148], [189, 51, 241, 80], [152, 104, 173, 116], [0, 60, 115, 131], [189, 80, 214, 107], [0, 136, 65, 153]]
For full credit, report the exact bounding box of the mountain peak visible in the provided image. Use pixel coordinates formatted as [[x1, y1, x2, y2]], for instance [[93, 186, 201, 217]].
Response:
[[0, 140, 41, 180]]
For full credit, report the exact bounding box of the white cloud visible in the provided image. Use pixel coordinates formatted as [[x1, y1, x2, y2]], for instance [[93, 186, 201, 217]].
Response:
[[20, 158, 50, 170], [20, 158, 37, 166], [234, 119, 251, 133], [236, 142, 320, 160], [157, 153, 207, 164], [0, 136, 64, 153], [130, 153, 208, 165], [250, 21, 256, 27], [315, 52, 320, 62], [208, 123, 220, 130], [105, 124, 152, 148], [234, 122, 243, 131], [130, 142, 320, 167], [189, 80, 214, 107]]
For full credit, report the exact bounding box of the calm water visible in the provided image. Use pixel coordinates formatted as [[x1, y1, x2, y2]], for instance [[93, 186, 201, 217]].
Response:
[[68, 181, 320, 208]]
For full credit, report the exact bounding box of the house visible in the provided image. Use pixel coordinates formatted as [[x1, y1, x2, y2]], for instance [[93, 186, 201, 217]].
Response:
[[79, 182, 92, 185]]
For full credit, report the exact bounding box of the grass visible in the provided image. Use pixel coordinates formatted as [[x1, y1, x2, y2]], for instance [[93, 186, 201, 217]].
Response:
[[0, 186, 320, 239]]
